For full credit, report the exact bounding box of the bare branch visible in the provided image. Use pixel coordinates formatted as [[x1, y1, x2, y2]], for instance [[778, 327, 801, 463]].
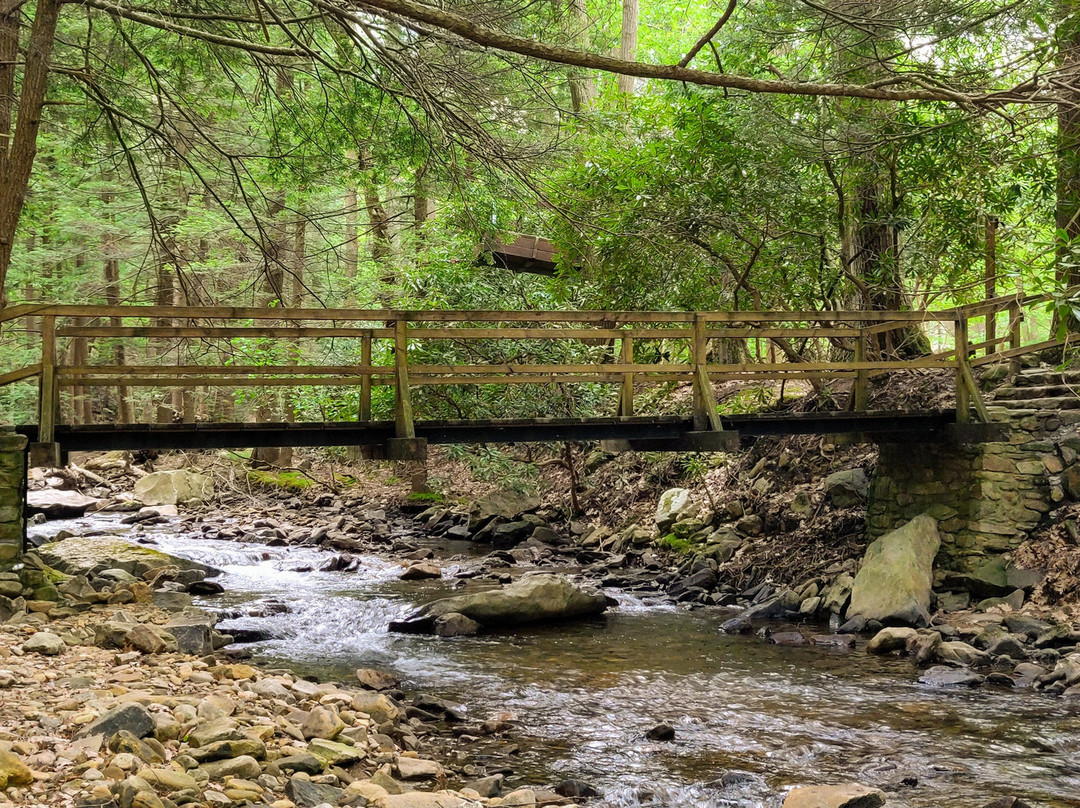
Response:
[[677, 0, 738, 69]]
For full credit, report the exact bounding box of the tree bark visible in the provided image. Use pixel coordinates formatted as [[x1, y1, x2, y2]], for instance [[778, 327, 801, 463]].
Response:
[[413, 163, 429, 255], [102, 193, 133, 423], [1058, 0, 1080, 289], [0, 0, 61, 308], [564, 0, 596, 111], [617, 0, 638, 95], [359, 148, 393, 302], [344, 149, 359, 281], [251, 194, 290, 467]]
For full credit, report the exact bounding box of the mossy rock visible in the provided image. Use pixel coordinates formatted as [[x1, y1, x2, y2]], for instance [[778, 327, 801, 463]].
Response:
[[671, 519, 707, 540], [37, 537, 217, 579], [32, 584, 62, 602], [656, 534, 697, 555], [20, 567, 68, 589]]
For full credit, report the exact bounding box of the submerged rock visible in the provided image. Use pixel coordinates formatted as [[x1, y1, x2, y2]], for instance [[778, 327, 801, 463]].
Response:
[[919, 666, 985, 688], [388, 574, 609, 634], [434, 613, 481, 637], [782, 783, 886, 808], [644, 723, 675, 741], [848, 514, 940, 627]]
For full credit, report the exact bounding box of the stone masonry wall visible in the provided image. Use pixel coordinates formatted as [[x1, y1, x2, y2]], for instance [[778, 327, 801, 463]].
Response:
[[867, 410, 1070, 574], [0, 428, 26, 566]]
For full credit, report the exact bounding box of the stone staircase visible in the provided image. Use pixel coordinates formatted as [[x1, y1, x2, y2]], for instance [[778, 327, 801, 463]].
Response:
[[987, 367, 1080, 426]]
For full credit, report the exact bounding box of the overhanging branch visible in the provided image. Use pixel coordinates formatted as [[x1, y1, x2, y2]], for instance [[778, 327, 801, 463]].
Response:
[[344, 0, 1048, 105]]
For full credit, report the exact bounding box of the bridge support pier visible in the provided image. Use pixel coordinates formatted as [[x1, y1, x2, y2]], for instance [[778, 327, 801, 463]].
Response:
[[29, 442, 60, 469], [867, 411, 1060, 574], [0, 429, 27, 566]]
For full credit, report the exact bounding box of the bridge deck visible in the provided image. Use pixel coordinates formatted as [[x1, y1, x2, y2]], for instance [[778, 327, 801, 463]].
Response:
[[14, 411, 1003, 454]]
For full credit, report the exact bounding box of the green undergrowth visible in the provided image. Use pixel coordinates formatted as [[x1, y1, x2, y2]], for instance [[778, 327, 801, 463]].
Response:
[[247, 469, 314, 490]]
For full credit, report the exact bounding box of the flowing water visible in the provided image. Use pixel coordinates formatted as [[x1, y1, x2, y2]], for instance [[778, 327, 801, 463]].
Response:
[[29, 514, 1080, 808]]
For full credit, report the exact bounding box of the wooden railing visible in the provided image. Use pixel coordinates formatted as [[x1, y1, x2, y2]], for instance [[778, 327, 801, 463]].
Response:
[[0, 293, 1067, 450]]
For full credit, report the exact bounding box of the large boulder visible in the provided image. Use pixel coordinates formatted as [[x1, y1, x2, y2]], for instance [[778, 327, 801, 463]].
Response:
[[849, 514, 940, 627], [389, 574, 609, 634], [134, 470, 214, 506], [25, 490, 101, 519], [655, 488, 692, 533]]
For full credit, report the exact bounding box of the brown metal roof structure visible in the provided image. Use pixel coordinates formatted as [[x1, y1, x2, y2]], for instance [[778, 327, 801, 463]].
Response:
[[481, 234, 560, 275]]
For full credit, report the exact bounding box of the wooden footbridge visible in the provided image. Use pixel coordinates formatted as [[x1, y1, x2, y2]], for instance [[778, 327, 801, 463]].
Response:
[[0, 293, 1059, 466]]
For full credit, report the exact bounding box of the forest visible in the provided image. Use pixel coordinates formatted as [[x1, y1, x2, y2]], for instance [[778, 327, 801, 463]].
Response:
[[0, 0, 1077, 426]]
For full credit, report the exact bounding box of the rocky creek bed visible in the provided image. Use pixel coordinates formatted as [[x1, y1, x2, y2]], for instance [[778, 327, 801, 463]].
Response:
[[3, 493, 1080, 808]]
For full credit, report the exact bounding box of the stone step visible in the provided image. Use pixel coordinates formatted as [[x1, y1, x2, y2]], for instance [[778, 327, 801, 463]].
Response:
[[1013, 369, 1080, 387], [994, 396, 1080, 410], [992, 384, 1079, 401]]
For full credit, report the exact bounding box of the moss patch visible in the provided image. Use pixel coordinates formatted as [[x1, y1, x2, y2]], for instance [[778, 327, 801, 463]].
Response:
[[406, 491, 445, 504], [247, 469, 313, 490], [656, 534, 698, 555]]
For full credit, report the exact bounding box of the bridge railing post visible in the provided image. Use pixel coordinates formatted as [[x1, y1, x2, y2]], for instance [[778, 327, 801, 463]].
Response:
[[618, 333, 634, 416], [853, 326, 869, 411], [955, 316, 971, 424], [29, 315, 61, 468], [360, 332, 372, 421], [392, 318, 419, 444], [1008, 301, 1022, 377], [691, 313, 721, 432]]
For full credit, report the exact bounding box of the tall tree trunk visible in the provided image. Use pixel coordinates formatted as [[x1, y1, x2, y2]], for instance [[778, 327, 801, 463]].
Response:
[[1057, 1, 1080, 292], [413, 163, 429, 257], [850, 176, 926, 356], [0, 0, 61, 307], [70, 251, 93, 425], [616, 0, 638, 95], [102, 194, 133, 423], [344, 150, 359, 283], [359, 148, 393, 303], [251, 192, 292, 467], [152, 240, 188, 420], [565, 0, 596, 111]]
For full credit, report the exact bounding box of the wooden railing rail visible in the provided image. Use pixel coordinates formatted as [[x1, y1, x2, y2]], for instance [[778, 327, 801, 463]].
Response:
[[0, 295, 1070, 460]]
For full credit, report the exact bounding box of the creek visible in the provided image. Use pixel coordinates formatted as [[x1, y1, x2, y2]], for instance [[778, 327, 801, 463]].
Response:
[[28, 514, 1080, 808]]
